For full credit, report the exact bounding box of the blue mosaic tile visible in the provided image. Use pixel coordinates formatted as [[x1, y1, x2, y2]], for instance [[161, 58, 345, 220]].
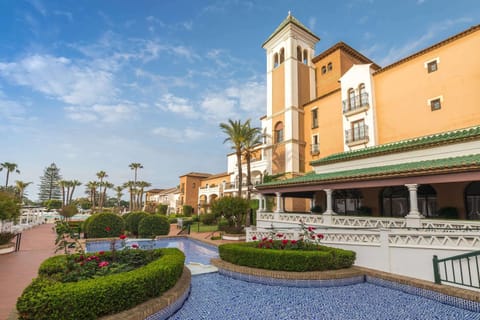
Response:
[[145, 285, 191, 320], [165, 273, 480, 320]]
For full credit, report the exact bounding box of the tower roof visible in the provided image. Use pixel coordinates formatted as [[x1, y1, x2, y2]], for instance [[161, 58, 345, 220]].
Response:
[[262, 12, 320, 47]]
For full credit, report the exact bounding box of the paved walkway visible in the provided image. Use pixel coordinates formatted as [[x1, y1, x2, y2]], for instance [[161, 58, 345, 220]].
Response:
[[0, 223, 57, 319]]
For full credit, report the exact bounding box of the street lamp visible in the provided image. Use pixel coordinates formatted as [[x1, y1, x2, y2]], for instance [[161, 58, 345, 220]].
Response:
[[197, 204, 201, 232]]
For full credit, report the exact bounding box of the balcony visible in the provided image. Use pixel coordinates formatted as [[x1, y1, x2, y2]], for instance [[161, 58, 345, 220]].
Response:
[[342, 92, 369, 116], [345, 125, 369, 146], [310, 143, 320, 155]]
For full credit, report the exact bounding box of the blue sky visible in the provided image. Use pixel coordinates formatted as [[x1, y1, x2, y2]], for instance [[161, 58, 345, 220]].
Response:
[[0, 0, 479, 201]]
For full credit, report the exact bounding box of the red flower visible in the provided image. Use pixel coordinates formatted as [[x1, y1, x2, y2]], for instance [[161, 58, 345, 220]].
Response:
[[131, 244, 139, 249], [105, 226, 111, 232], [291, 240, 297, 244], [276, 233, 283, 238], [308, 226, 316, 232], [262, 237, 268, 242], [282, 239, 288, 245], [252, 236, 257, 241], [317, 234, 324, 239], [311, 235, 316, 239], [79, 261, 85, 266], [268, 239, 273, 243], [98, 251, 105, 255], [119, 234, 127, 240], [98, 261, 109, 268]]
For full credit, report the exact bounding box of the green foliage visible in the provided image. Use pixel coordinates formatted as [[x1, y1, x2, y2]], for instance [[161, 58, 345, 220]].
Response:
[[82, 215, 95, 238], [167, 217, 178, 224], [182, 205, 193, 217], [210, 196, 249, 227], [86, 213, 125, 238], [437, 207, 459, 219], [138, 214, 170, 238], [17, 248, 184, 320], [38, 163, 62, 202], [0, 191, 20, 222], [156, 204, 168, 215], [219, 243, 355, 272], [44, 199, 62, 210], [0, 232, 16, 245], [54, 221, 84, 255], [125, 211, 148, 236], [200, 213, 217, 225], [262, 172, 285, 183], [60, 204, 78, 220]]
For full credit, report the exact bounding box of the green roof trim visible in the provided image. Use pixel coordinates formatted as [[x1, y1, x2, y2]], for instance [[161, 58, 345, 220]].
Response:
[[262, 13, 320, 47], [311, 125, 480, 166], [258, 153, 480, 188]]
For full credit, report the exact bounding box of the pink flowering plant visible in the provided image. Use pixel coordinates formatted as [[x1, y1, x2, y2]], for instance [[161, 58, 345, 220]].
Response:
[[252, 220, 324, 251]]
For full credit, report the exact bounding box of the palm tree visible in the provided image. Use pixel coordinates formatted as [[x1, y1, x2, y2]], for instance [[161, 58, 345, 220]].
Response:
[[101, 182, 114, 210], [123, 181, 136, 211], [129, 163, 143, 185], [58, 180, 69, 207], [96, 171, 108, 211], [86, 181, 99, 212], [1, 162, 20, 187], [242, 124, 262, 227], [220, 119, 251, 196], [114, 186, 124, 209], [15, 180, 32, 204], [136, 181, 151, 210], [69, 180, 82, 204]]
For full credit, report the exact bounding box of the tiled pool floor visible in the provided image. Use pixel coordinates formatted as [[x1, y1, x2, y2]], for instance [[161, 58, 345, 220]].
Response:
[[168, 273, 480, 320]]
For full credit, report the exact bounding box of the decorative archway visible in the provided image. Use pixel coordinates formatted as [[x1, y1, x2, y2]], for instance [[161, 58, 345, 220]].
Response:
[[465, 182, 480, 220], [417, 184, 437, 217], [333, 189, 363, 215], [381, 186, 409, 217]]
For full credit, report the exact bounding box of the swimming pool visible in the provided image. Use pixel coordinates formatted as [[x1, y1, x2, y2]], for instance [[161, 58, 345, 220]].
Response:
[[86, 237, 218, 265]]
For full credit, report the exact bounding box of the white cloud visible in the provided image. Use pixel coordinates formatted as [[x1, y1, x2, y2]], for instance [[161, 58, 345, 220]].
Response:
[[0, 54, 116, 106], [65, 103, 135, 123], [156, 93, 198, 118], [152, 126, 205, 141]]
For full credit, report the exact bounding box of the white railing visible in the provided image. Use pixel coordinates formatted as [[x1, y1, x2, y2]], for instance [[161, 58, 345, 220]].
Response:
[[257, 212, 324, 225], [388, 231, 480, 249], [332, 216, 406, 228], [421, 219, 480, 230]]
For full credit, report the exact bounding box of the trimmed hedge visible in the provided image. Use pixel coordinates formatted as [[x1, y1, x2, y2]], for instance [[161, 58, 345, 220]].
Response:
[[138, 215, 170, 238], [219, 242, 355, 272], [86, 213, 125, 238], [125, 211, 148, 236], [17, 248, 185, 320]]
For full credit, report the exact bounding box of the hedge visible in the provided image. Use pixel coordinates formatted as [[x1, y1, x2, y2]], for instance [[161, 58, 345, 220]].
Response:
[[86, 213, 125, 238], [138, 214, 170, 238], [17, 248, 185, 320], [125, 211, 148, 236], [219, 242, 355, 272]]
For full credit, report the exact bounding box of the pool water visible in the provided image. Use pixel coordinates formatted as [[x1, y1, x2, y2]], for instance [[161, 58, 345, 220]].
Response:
[[86, 237, 218, 265], [167, 273, 480, 320]]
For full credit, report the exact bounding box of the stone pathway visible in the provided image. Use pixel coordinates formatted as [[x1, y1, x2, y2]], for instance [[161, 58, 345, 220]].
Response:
[[0, 223, 57, 319]]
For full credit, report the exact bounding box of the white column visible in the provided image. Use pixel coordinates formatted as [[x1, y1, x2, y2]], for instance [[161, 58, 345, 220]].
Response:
[[275, 192, 284, 213], [405, 184, 424, 228], [324, 189, 334, 215]]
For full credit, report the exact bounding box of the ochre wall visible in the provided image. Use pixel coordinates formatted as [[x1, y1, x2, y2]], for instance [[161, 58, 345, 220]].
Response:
[[272, 64, 285, 115], [374, 31, 480, 143]]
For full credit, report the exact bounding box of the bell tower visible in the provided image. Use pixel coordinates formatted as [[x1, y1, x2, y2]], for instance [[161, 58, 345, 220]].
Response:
[[262, 12, 320, 175]]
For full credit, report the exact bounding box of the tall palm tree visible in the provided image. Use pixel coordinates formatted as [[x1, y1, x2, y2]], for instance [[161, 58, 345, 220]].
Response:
[[15, 180, 32, 204], [220, 119, 251, 196], [0, 162, 20, 187], [69, 180, 82, 204], [242, 124, 262, 227], [129, 163, 143, 185], [96, 171, 108, 211], [123, 181, 136, 211], [136, 181, 151, 210], [58, 180, 69, 207], [101, 182, 114, 210], [114, 186, 124, 209], [86, 181, 99, 212]]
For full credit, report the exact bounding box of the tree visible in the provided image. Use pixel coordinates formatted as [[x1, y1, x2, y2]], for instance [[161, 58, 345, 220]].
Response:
[[96, 171, 108, 211], [220, 119, 251, 196], [69, 180, 82, 204], [59, 204, 78, 221], [123, 181, 135, 211], [129, 163, 143, 185], [58, 180, 69, 207], [0, 190, 21, 226], [86, 181, 99, 212], [136, 181, 151, 210], [0, 162, 20, 188], [113, 186, 124, 209], [15, 180, 32, 204], [242, 123, 262, 227], [38, 163, 62, 202]]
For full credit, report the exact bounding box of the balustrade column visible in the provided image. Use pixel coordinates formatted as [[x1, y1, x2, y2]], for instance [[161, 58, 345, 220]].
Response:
[[323, 189, 334, 215], [275, 192, 284, 213], [405, 184, 424, 228]]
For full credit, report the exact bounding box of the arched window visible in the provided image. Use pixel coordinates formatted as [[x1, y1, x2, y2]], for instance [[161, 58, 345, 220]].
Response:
[[327, 62, 332, 71], [465, 182, 480, 220], [279, 48, 285, 64], [274, 122, 284, 143], [381, 186, 409, 217], [303, 49, 308, 64], [418, 185, 437, 217], [297, 46, 302, 62], [333, 189, 363, 215], [358, 83, 367, 106], [273, 53, 279, 68], [348, 88, 356, 109], [321, 66, 326, 74]]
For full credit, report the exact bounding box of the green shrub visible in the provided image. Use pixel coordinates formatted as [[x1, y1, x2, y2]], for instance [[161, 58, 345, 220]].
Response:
[[210, 196, 248, 227], [156, 204, 168, 215], [125, 211, 148, 236], [0, 232, 16, 245], [218, 217, 229, 231], [182, 205, 193, 217], [167, 217, 178, 224], [17, 248, 184, 320], [138, 215, 170, 238], [82, 215, 95, 238], [219, 242, 355, 272], [86, 213, 125, 238], [200, 213, 216, 225]]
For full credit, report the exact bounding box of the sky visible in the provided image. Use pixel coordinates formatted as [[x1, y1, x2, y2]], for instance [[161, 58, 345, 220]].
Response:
[[1, 0, 479, 201]]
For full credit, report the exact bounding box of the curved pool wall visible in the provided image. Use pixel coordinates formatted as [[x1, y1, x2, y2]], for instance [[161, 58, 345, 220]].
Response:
[[86, 237, 219, 265]]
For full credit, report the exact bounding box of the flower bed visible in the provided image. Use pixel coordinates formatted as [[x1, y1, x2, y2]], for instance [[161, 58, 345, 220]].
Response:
[[16, 248, 185, 320]]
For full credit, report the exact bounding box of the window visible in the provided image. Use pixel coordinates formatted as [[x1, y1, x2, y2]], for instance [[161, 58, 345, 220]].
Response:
[[279, 48, 285, 64], [348, 88, 355, 109], [311, 109, 318, 128], [274, 122, 284, 143], [381, 186, 409, 217], [321, 66, 326, 74], [311, 135, 319, 155], [466, 182, 480, 220], [430, 98, 441, 111], [327, 62, 332, 71], [351, 119, 366, 141], [297, 46, 302, 62], [273, 53, 279, 68], [303, 49, 308, 64], [358, 83, 367, 106], [427, 60, 438, 73], [192, 182, 196, 188]]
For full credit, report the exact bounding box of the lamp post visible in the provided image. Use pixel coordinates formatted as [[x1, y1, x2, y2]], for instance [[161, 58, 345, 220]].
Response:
[[197, 204, 200, 232]]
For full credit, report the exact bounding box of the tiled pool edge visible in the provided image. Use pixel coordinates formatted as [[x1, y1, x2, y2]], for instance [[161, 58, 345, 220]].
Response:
[[212, 259, 480, 313]]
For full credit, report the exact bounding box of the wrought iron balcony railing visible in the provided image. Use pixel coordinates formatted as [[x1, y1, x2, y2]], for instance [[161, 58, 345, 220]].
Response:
[[310, 143, 320, 155], [345, 124, 369, 145], [342, 92, 369, 114]]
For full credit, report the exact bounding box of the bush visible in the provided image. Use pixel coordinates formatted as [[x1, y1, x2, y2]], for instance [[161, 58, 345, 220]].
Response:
[[219, 242, 355, 272], [156, 204, 168, 215], [86, 213, 125, 238], [125, 211, 148, 236], [17, 248, 184, 320], [182, 205, 193, 217], [168, 217, 178, 224], [218, 217, 229, 231], [200, 213, 216, 225], [138, 215, 170, 238], [82, 215, 95, 238], [0, 232, 16, 245], [210, 196, 249, 228], [60, 204, 78, 220]]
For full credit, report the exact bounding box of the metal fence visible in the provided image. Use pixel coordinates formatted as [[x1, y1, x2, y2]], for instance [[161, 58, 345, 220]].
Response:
[[433, 250, 480, 289]]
